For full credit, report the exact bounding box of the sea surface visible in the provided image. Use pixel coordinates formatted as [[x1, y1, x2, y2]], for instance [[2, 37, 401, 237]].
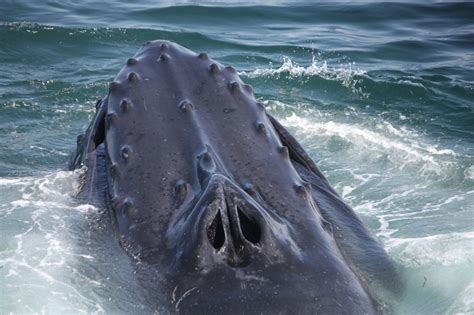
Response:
[[1, 1, 473, 314]]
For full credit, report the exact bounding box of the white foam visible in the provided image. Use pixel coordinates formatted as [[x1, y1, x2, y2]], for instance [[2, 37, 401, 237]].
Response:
[[281, 113, 455, 175], [465, 165, 474, 180], [385, 232, 474, 267], [447, 280, 474, 314], [0, 170, 103, 313], [240, 56, 368, 96], [30, 145, 69, 156], [341, 185, 356, 198], [397, 79, 426, 89]]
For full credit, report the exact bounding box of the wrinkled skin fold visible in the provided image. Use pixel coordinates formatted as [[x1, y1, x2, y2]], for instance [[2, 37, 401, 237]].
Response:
[[71, 40, 401, 314]]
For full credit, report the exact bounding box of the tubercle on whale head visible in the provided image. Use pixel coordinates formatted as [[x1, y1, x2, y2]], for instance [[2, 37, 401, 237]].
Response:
[[120, 99, 132, 112], [127, 58, 137, 66], [209, 63, 220, 74]]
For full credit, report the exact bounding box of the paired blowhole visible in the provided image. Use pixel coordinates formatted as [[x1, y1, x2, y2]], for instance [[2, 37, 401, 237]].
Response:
[[207, 208, 261, 250]]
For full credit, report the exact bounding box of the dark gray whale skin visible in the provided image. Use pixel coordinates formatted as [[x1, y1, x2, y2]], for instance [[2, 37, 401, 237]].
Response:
[[71, 40, 401, 314]]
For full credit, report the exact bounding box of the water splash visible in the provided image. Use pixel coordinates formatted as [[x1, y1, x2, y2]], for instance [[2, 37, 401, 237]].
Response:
[[241, 56, 368, 97]]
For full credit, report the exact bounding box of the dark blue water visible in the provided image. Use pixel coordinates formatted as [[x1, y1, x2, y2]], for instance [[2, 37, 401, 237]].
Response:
[[1, 1, 473, 314]]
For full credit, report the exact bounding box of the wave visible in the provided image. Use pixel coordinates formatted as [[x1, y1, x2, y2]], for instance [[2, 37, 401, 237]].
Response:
[[3, 2, 473, 29]]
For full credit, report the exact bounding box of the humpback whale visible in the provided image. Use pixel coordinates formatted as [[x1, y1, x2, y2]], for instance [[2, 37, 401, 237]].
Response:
[[71, 40, 400, 314]]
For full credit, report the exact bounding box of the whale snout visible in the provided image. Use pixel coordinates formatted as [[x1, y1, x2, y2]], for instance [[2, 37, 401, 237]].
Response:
[[162, 173, 376, 313], [203, 187, 263, 267], [168, 174, 301, 271]]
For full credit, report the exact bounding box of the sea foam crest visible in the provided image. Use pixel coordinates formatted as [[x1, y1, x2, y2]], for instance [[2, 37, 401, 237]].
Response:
[[241, 56, 368, 96]]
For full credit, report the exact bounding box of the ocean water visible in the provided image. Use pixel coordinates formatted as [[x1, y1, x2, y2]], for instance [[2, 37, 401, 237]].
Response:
[[1, 1, 473, 314]]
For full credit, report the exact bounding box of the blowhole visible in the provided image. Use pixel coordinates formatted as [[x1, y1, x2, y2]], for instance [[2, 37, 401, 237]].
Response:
[[237, 208, 261, 244], [207, 211, 225, 250]]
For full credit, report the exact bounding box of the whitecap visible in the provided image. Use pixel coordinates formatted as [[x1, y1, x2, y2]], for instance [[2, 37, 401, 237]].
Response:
[[240, 56, 368, 97]]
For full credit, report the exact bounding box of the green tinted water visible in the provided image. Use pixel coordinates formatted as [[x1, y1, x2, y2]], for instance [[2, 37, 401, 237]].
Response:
[[1, 1, 473, 313]]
